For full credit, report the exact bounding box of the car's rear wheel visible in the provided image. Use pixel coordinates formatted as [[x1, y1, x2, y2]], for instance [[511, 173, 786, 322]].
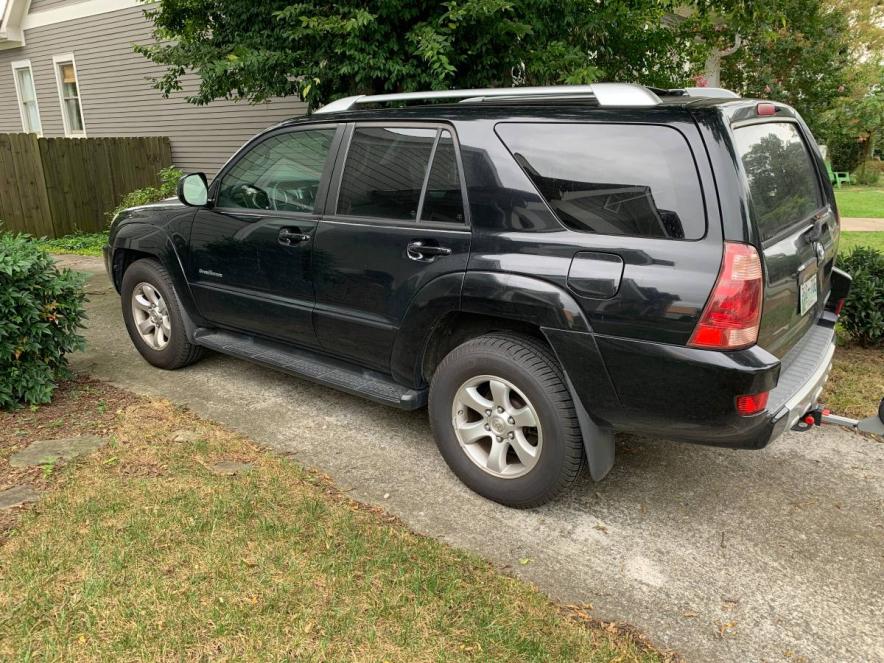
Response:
[[121, 259, 204, 370], [429, 333, 584, 507]]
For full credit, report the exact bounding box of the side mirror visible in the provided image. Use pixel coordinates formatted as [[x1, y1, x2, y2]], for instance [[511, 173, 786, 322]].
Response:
[[177, 173, 209, 207]]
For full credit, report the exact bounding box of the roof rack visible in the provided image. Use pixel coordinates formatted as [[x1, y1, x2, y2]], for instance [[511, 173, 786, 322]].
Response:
[[314, 83, 663, 114], [649, 86, 741, 99]]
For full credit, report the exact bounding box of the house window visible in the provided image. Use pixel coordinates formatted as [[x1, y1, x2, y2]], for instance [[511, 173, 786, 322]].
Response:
[[11, 60, 42, 135], [52, 54, 85, 136]]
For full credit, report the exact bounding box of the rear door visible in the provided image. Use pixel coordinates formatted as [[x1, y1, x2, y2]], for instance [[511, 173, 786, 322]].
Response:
[[733, 120, 836, 357], [312, 123, 471, 372]]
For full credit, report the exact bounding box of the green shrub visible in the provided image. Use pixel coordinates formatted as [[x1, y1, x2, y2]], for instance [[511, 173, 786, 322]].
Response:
[[109, 165, 183, 221], [837, 246, 884, 347], [0, 232, 87, 409], [854, 161, 881, 186]]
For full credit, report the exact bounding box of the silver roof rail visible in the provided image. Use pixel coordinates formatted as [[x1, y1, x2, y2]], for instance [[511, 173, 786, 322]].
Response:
[[682, 87, 740, 99], [314, 83, 662, 113]]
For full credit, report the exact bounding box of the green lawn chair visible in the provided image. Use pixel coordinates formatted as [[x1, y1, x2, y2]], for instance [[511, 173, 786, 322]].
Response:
[[825, 161, 851, 188]]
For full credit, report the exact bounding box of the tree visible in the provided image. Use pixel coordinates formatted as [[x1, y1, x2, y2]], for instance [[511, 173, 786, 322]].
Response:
[[135, 1, 686, 109], [674, 0, 851, 132], [820, 66, 883, 177]]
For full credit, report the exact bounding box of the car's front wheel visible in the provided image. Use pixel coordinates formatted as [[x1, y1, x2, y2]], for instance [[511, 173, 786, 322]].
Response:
[[428, 333, 585, 507], [120, 258, 204, 370]]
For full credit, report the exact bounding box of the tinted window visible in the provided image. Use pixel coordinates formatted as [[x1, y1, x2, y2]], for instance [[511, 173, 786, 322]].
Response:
[[496, 123, 705, 239], [218, 129, 335, 212], [734, 122, 822, 241], [421, 131, 465, 223], [337, 127, 437, 221]]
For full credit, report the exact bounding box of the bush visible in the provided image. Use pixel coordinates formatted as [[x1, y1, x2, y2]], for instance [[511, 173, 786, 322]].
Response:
[[837, 246, 884, 347], [854, 161, 881, 186], [109, 165, 183, 221], [0, 232, 87, 408]]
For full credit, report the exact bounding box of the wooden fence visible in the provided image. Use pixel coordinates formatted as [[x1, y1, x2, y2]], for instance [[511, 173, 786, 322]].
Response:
[[0, 134, 172, 238]]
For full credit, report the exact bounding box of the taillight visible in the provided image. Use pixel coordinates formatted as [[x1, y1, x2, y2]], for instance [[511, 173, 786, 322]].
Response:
[[736, 391, 769, 416], [689, 242, 763, 350], [834, 298, 846, 316]]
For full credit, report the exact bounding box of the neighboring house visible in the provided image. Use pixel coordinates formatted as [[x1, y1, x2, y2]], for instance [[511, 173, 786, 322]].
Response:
[[0, 0, 307, 176]]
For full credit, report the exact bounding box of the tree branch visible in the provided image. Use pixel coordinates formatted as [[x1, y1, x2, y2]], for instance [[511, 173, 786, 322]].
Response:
[[719, 34, 742, 58]]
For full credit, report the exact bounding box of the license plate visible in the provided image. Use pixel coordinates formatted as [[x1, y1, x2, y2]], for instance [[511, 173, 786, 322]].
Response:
[[799, 274, 818, 316]]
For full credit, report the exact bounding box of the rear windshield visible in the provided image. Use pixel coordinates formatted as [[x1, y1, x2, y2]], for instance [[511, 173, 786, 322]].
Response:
[[733, 122, 822, 241], [495, 123, 706, 240]]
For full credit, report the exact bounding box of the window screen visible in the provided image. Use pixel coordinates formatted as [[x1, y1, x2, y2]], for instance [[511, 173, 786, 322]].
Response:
[[217, 129, 335, 212], [421, 131, 465, 224], [337, 127, 437, 221], [733, 122, 822, 241], [496, 123, 706, 239]]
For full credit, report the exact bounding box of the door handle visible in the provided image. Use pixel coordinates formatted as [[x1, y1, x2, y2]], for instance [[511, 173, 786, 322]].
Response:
[[278, 227, 311, 245], [407, 241, 452, 262]]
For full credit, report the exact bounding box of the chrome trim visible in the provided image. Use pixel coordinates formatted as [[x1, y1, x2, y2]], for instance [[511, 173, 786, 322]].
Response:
[[683, 87, 740, 99], [778, 337, 836, 430], [314, 83, 662, 113]]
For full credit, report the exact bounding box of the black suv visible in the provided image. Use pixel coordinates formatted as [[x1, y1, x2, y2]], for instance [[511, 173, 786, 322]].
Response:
[[104, 83, 850, 507]]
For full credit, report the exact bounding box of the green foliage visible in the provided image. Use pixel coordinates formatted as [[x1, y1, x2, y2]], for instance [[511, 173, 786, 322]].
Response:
[[36, 232, 108, 257], [837, 246, 884, 347], [855, 162, 881, 186], [135, 1, 686, 109], [110, 166, 182, 221], [0, 232, 87, 409], [820, 65, 883, 171]]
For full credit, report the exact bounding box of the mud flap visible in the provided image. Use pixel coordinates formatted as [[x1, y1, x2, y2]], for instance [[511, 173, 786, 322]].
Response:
[[564, 374, 615, 481]]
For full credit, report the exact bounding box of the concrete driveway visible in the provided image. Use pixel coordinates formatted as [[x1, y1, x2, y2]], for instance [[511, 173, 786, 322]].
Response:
[[62, 255, 883, 662]]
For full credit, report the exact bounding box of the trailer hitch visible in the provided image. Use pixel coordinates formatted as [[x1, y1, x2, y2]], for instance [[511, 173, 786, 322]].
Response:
[[793, 398, 884, 436]]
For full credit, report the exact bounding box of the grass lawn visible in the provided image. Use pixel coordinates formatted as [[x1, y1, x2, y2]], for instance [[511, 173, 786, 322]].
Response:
[[839, 230, 884, 254], [0, 378, 666, 662], [824, 342, 884, 420], [835, 186, 884, 219]]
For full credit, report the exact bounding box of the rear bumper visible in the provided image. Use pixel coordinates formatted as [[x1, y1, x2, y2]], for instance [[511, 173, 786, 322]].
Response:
[[548, 314, 837, 450]]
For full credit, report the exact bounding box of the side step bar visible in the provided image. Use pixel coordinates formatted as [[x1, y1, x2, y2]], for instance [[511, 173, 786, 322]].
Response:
[[192, 329, 427, 410]]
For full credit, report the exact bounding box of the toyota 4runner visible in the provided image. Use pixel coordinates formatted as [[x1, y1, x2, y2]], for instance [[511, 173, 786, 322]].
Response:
[[104, 83, 851, 507]]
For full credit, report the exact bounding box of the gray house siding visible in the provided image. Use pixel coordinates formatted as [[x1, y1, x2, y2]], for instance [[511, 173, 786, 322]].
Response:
[[28, 0, 91, 12], [0, 4, 307, 177]]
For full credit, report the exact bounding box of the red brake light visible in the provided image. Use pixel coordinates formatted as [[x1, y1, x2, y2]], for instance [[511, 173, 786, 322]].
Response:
[[689, 242, 763, 350], [736, 392, 769, 416], [834, 298, 846, 316], [756, 103, 777, 116]]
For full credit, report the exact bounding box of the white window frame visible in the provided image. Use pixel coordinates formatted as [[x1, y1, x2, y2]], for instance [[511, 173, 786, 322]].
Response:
[[10, 59, 42, 136], [51, 53, 86, 137]]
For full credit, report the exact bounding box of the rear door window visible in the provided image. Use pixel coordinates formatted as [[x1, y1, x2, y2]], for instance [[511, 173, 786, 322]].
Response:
[[336, 126, 437, 221], [336, 126, 465, 224], [495, 123, 706, 239], [733, 122, 823, 241]]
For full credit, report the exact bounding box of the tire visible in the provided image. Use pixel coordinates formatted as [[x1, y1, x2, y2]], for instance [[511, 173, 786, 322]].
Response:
[[120, 258, 205, 370], [429, 333, 585, 507]]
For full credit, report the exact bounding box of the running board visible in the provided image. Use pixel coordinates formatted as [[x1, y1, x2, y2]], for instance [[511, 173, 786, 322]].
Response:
[[192, 329, 427, 410]]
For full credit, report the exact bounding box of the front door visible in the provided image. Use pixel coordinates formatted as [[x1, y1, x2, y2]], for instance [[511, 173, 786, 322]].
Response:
[[313, 124, 471, 371], [187, 125, 340, 347]]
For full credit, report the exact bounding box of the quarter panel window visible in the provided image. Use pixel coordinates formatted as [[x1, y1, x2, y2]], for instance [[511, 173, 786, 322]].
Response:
[[733, 122, 823, 241], [217, 129, 335, 212], [421, 130, 466, 224], [337, 127, 437, 221], [495, 123, 706, 240]]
